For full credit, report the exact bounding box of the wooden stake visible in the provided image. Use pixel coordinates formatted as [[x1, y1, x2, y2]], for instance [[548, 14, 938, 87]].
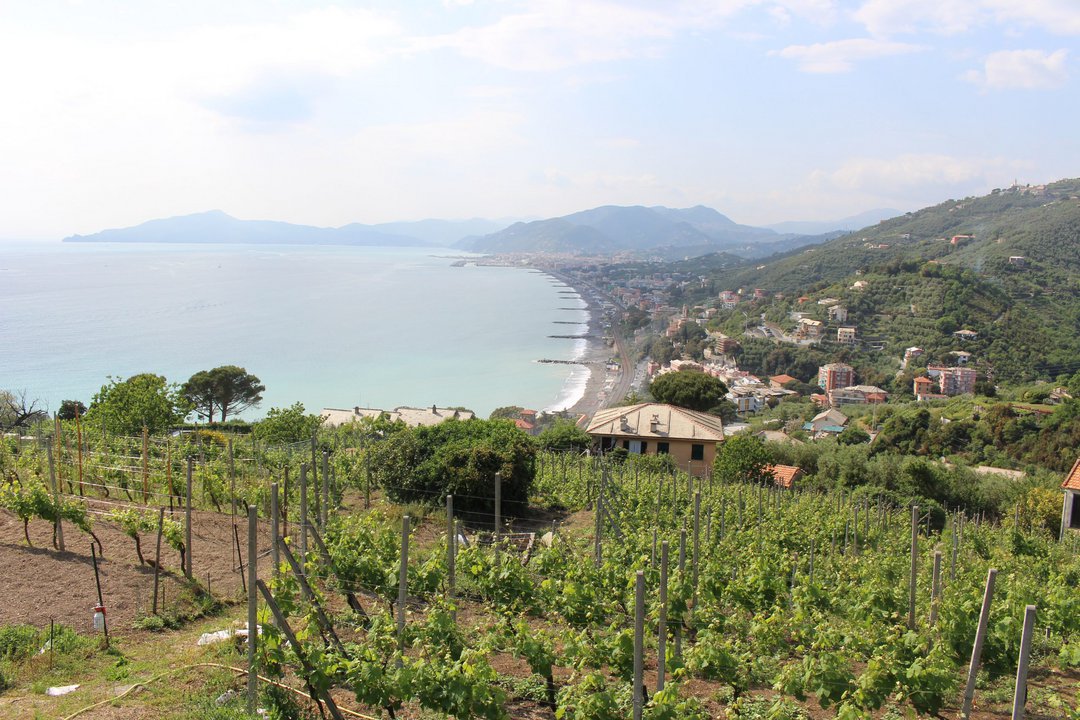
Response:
[[234, 523, 247, 594], [321, 450, 330, 531], [299, 463, 308, 560], [152, 507, 164, 613], [247, 506, 258, 714], [961, 568, 998, 719], [657, 540, 669, 692], [1012, 605, 1036, 720], [256, 581, 345, 720], [270, 482, 280, 578], [47, 438, 64, 551], [908, 505, 919, 630], [930, 550, 942, 626], [278, 538, 347, 656], [397, 515, 410, 664], [142, 426, 150, 503], [447, 495, 456, 617], [185, 457, 193, 578], [494, 472, 502, 566], [75, 407, 84, 497], [91, 543, 109, 648], [633, 570, 645, 720]]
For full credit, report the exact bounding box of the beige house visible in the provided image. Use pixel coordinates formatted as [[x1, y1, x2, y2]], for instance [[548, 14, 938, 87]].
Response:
[[586, 403, 725, 477], [321, 405, 475, 428]]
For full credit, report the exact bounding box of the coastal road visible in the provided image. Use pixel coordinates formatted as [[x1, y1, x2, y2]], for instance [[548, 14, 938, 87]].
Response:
[[606, 321, 635, 408], [545, 266, 635, 413]]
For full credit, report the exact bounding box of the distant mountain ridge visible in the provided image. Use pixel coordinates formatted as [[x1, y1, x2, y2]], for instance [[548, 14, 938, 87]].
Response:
[[457, 204, 831, 258], [63, 206, 894, 257], [62, 211, 505, 248]]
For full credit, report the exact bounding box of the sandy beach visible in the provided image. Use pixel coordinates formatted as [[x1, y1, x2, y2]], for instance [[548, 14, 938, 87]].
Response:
[[540, 269, 630, 421]]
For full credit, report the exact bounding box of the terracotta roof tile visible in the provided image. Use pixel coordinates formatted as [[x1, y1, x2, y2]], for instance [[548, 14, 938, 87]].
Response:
[[1063, 458, 1080, 491], [765, 464, 803, 489]]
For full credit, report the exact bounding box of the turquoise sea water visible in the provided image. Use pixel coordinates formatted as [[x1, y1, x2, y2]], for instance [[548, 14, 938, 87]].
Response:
[[0, 243, 589, 419]]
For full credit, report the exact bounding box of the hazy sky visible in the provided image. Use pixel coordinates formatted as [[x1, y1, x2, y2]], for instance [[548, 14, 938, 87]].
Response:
[[2, 0, 1077, 239]]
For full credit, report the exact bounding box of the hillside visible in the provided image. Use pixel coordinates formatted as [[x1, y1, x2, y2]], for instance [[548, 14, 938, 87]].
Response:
[[675, 179, 1080, 386], [459, 204, 825, 258], [720, 179, 1080, 293]]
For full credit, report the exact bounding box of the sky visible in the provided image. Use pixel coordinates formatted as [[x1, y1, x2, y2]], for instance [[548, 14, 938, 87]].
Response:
[[1, 0, 1077, 240]]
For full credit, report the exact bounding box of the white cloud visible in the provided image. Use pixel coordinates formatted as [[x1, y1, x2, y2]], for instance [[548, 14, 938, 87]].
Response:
[[417, 0, 756, 72], [964, 49, 1069, 89], [855, 0, 1080, 36], [854, 0, 981, 36], [774, 38, 921, 72], [768, 0, 839, 25], [816, 154, 1012, 192]]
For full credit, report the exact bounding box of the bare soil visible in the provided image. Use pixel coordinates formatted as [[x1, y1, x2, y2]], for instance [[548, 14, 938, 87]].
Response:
[[0, 502, 271, 638]]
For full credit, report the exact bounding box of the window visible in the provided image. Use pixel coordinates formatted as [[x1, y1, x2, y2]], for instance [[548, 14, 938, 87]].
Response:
[[657, 442, 670, 455], [1071, 493, 1080, 529], [622, 440, 630, 450], [691, 443, 704, 461]]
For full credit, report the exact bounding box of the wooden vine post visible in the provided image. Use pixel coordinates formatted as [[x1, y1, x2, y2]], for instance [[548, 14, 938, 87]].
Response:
[[908, 505, 919, 629], [397, 515, 410, 664], [961, 568, 998, 719], [247, 505, 258, 714], [633, 570, 645, 720], [185, 457, 193, 578], [141, 426, 150, 503], [75, 406, 84, 496], [1012, 604, 1036, 720]]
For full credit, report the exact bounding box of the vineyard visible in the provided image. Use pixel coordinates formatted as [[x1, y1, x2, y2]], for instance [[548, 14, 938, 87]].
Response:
[[2, 425, 1079, 718]]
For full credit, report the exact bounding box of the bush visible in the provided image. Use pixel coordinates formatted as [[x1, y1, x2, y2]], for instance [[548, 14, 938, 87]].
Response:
[[367, 419, 535, 513]]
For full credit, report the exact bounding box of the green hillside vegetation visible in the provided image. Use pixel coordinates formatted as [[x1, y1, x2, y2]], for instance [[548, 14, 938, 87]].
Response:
[[676, 179, 1080, 386]]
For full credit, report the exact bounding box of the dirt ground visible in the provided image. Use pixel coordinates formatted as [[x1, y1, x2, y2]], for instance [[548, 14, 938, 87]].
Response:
[[0, 501, 271, 638]]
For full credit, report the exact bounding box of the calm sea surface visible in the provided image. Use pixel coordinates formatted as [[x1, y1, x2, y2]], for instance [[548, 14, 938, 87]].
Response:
[[0, 243, 589, 419]]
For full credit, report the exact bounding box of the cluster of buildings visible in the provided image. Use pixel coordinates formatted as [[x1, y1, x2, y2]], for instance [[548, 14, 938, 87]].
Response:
[[815, 362, 889, 407], [913, 366, 978, 400]]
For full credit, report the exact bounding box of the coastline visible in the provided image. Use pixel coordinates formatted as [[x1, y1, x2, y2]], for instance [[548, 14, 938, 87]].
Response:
[[538, 269, 624, 421]]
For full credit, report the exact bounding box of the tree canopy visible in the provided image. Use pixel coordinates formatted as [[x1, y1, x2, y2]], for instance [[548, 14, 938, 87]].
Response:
[[181, 365, 265, 423], [85, 374, 188, 435], [253, 402, 323, 444], [713, 432, 772, 485], [649, 371, 728, 412], [537, 419, 592, 452], [57, 399, 87, 421], [365, 418, 535, 513]]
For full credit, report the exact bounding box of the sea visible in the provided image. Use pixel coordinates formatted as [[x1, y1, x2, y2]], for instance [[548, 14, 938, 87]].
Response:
[[0, 242, 591, 420]]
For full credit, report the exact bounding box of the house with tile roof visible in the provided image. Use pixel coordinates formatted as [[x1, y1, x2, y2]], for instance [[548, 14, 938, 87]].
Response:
[[769, 374, 798, 389], [321, 405, 476, 428], [586, 403, 724, 477], [1062, 458, 1080, 536], [766, 464, 804, 489], [803, 407, 848, 438]]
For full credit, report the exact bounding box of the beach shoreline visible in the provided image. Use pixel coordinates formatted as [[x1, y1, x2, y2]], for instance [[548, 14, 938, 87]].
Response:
[[537, 268, 625, 421]]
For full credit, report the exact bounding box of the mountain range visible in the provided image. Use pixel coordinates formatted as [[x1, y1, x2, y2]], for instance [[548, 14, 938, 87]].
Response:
[[456, 204, 840, 259], [62, 210, 505, 249], [62, 207, 891, 259]]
